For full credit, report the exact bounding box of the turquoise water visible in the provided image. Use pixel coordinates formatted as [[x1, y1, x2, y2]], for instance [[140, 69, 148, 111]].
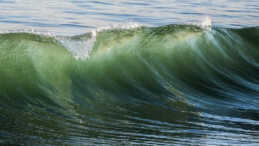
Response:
[[0, 0, 259, 145]]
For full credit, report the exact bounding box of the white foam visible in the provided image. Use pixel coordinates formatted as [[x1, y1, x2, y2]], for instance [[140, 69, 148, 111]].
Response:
[[199, 16, 212, 28], [57, 33, 96, 60], [94, 22, 141, 32], [187, 16, 212, 30]]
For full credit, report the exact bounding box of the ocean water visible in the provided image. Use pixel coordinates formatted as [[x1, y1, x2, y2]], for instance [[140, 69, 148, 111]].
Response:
[[0, 0, 259, 145]]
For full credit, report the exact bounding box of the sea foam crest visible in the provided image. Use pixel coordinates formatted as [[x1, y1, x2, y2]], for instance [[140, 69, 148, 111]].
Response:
[[95, 22, 141, 32], [58, 23, 141, 60], [199, 16, 212, 29], [188, 16, 212, 30], [57, 34, 96, 60], [199, 16, 211, 30]]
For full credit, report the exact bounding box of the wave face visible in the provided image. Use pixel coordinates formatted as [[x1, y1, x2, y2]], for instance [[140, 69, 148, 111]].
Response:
[[0, 25, 259, 145]]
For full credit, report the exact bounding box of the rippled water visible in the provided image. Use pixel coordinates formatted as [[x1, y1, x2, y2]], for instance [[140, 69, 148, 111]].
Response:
[[0, 0, 259, 145], [0, 0, 258, 34]]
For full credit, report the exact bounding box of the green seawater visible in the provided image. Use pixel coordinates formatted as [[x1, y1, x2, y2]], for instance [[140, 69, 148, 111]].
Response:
[[0, 25, 259, 145]]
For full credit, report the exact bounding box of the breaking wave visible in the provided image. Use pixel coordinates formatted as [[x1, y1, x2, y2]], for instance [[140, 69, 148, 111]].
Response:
[[0, 24, 258, 145]]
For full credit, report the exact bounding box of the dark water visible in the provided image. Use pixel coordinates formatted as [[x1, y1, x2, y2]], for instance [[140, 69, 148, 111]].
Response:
[[0, 0, 259, 145]]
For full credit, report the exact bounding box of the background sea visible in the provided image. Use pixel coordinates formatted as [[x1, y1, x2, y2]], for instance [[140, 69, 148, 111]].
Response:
[[0, 0, 258, 34], [0, 0, 258, 145]]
